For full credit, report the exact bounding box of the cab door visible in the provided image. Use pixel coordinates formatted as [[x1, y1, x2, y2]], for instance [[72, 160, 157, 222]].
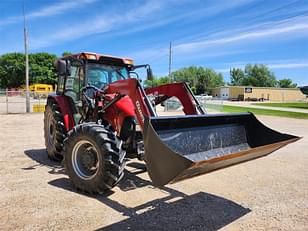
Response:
[[64, 61, 84, 102]]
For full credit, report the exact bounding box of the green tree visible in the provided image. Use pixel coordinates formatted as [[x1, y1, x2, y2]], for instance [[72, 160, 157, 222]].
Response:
[[278, 78, 297, 88], [195, 83, 205, 95], [172, 66, 225, 93], [145, 66, 224, 94], [157, 76, 170, 85], [0, 52, 58, 88], [244, 64, 277, 87], [230, 68, 245, 86], [144, 76, 170, 88], [62, 51, 72, 56], [29, 52, 57, 85], [0, 53, 25, 88]]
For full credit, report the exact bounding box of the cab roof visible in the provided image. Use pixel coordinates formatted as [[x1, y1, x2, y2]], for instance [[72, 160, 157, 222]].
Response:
[[62, 52, 134, 65]]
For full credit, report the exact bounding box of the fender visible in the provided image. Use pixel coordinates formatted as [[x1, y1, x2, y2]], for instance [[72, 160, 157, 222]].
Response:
[[104, 95, 136, 134], [47, 94, 75, 131]]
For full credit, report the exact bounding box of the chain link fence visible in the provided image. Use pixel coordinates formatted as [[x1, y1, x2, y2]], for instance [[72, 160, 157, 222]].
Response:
[[196, 96, 224, 114], [162, 96, 224, 114], [0, 90, 53, 114], [0, 90, 224, 115]]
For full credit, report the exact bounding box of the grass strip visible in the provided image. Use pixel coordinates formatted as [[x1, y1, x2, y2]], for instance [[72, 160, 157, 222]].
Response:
[[253, 102, 308, 110], [222, 105, 308, 119]]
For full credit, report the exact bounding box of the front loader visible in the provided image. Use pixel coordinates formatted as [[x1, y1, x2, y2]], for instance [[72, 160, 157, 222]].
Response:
[[44, 52, 299, 193]]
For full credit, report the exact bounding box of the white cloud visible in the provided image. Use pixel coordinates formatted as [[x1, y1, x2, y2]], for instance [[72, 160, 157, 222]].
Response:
[[108, 0, 256, 42], [30, 0, 164, 49], [29, 0, 256, 50], [0, 0, 97, 27], [126, 15, 308, 64], [268, 63, 308, 69], [215, 60, 308, 73], [174, 16, 308, 54], [0, 16, 20, 27], [28, 0, 97, 18]]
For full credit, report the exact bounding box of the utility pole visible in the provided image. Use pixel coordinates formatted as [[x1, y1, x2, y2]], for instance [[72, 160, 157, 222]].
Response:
[[23, 2, 30, 113], [168, 41, 172, 82]]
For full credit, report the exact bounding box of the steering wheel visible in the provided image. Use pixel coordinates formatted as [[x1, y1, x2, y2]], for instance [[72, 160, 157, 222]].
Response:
[[81, 84, 106, 102], [93, 81, 106, 89]]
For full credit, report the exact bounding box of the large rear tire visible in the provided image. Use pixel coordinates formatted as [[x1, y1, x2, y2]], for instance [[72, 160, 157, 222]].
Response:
[[44, 100, 66, 161], [64, 123, 125, 194]]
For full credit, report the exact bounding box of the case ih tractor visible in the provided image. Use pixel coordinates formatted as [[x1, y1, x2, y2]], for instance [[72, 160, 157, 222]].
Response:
[[44, 52, 299, 194]]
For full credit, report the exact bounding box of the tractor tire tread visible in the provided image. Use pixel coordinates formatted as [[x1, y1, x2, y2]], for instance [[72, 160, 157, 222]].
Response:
[[64, 123, 125, 194], [44, 100, 67, 161]]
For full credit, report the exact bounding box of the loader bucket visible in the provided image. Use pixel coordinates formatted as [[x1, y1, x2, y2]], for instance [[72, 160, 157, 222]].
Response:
[[143, 113, 300, 187]]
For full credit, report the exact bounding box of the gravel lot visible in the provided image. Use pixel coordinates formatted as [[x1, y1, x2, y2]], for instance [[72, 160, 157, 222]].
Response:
[[0, 95, 47, 114], [0, 113, 307, 230]]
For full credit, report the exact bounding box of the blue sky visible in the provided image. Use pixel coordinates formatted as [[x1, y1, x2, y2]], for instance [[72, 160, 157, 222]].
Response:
[[0, 0, 307, 85]]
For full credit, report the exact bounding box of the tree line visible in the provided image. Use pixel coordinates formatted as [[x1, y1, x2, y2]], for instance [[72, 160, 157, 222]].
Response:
[[0, 52, 71, 89], [146, 64, 298, 94], [0, 52, 298, 92], [145, 66, 225, 95], [229, 64, 297, 88], [0, 53, 57, 88]]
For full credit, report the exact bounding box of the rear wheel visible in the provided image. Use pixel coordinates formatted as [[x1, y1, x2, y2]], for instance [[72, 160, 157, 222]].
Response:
[[64, 123, 125, 194], [44, 100, 66, 161]]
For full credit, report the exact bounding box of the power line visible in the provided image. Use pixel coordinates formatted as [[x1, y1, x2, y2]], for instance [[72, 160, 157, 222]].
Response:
[[168, 41, 172, 82], [23, 1, 30, 113]]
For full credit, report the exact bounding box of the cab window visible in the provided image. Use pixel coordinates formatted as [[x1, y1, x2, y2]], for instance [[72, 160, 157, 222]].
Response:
[[87, 64, 128, 88], [64, 61, 84, 100], [65, 66, 78, 91]]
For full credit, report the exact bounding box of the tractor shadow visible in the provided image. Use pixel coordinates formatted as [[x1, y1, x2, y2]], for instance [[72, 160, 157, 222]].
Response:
[[23, 148, 65, 175], [48, 162, 251, 231]]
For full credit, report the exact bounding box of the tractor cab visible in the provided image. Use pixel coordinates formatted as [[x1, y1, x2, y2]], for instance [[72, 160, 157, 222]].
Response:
[[55, 52, 152, 100], [55, 53, 133, 100], [54, 52, 153, 124]]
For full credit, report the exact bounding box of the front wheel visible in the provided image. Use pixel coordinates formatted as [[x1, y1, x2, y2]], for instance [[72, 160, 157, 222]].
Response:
[[64, 123, 125, 194]]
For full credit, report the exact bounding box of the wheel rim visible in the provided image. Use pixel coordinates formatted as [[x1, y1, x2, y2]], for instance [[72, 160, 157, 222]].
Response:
[[72, 140, 99, 180], [46, 111, 56, 147]]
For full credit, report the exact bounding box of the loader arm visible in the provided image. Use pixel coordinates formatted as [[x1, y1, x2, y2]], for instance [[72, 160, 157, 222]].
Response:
[[106, 78, 156, 129], [145, 82, 204, 115]]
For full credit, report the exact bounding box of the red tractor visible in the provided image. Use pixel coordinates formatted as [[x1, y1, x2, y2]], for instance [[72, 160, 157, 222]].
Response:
[[44, 52, 299, 194]]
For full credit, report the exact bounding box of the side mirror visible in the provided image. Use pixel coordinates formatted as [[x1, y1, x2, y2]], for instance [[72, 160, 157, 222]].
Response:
[[147, 67, 153, 81], [55, 59, 71, 76]]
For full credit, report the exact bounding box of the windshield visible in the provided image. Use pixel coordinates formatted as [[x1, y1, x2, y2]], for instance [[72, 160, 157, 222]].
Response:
[[87, 64, 129, 89]]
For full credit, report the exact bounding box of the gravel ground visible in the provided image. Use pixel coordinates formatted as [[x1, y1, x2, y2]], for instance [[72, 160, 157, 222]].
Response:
[[0, 96, 47, 114], [0, 113, 307, 231]]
